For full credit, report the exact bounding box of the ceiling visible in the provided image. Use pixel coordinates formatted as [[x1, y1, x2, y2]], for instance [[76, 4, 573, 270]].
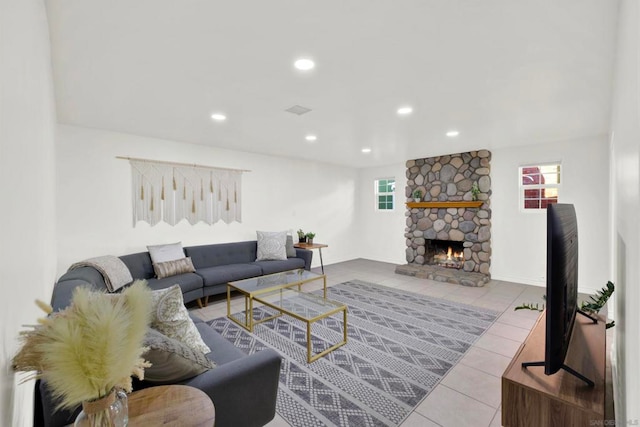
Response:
[[45, 0, 619, 168]]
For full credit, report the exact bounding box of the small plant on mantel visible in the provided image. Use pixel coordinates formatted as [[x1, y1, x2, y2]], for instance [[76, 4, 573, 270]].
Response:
[[515, 281, 616, 329], [412, 189, 423, 202], [471, 182, 480, 201]]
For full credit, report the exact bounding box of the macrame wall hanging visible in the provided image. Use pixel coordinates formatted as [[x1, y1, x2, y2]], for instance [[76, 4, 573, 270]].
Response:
[[119, 157, 247, 226]]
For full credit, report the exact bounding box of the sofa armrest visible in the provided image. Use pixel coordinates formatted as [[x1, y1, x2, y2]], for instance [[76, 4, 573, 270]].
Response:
[[295, 248, 313, 270], [180, 349, 282, 427], [50, 267, 110, 311]]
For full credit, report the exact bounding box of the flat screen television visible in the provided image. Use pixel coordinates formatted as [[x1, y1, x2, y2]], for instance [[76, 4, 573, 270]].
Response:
[[522, 203, 597, 386]]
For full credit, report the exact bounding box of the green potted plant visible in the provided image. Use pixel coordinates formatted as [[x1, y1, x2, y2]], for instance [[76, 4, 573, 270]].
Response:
[[297, 229, 306, 243], [305, 232, 316, 245], [412, 189, 422, 202], [471, 182, 480, 201]]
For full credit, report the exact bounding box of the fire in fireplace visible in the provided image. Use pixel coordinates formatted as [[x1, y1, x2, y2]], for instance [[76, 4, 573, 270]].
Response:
[[425, 240, 465, 269]]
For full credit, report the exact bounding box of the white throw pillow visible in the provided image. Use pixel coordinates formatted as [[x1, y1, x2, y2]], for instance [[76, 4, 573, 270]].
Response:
[[256, 231, 288, 261], [147, 242, 185, 264], [150, 285, 211, 355]]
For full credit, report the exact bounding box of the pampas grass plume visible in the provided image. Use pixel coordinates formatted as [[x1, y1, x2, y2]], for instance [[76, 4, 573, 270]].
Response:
[[13, 280, 152, 410]]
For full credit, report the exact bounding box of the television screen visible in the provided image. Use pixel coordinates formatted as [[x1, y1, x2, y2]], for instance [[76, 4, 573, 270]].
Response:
[[522, 203, 596, 386], [544, 203, 579, 375]]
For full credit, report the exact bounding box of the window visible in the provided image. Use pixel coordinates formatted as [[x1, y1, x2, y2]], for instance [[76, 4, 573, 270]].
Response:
[[375, 178, 395, 211], [519, 163, 561, 210]]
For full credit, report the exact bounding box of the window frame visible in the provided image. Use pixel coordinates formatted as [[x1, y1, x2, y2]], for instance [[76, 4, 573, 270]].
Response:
[[374, 177, 396, 212], [519, 162, 562, 212]]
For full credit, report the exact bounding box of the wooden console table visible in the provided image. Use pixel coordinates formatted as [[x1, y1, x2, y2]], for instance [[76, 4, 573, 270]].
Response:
[[294, 242, 328, 274], [502, 311, 606, 427], [128, 385, 215, 426]]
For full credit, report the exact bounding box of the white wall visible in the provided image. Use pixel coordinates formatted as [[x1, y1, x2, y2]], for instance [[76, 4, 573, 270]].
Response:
[[0, 1, 57, 426], [609, 0, 640, 423], [491, 137, 610, 293], [356, 163, 408, 264], [357, 139, 610, 294], [56, 125, 359, 276]]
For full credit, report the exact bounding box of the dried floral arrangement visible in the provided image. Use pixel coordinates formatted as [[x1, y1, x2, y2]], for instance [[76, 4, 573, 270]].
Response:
[[12, 280, 152, 411]]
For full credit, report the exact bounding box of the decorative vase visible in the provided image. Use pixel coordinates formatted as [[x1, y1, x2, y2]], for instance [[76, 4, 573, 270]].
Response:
[[413, 198, 420, 202], [307, 238, 314, 245], [75, 389, 128, 427], [298, 236, 306, 243]]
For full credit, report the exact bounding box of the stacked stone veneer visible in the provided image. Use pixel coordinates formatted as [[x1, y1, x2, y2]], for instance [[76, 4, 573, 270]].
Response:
[[403, 150, 492, 279]]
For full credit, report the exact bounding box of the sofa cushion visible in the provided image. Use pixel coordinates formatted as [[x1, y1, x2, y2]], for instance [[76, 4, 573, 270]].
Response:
[[185, 241, 258, 269], [145, 272, 203, 295], [151, 285, 211, 354], [120, 252, 155, 280], [147, 242, 186, 264], [153, 257, 196, 279], [196, 264, 263, 287], [143, 328, 215, 384], [256, 231, 287, 261], [253, 259, 305, 275]]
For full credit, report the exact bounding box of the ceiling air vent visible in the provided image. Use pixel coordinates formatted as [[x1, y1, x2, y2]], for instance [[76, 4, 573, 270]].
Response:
[[285, 105, 312, 115]]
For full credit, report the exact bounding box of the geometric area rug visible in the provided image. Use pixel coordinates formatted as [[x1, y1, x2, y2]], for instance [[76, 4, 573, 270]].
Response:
[[207, 280, 499, 427]]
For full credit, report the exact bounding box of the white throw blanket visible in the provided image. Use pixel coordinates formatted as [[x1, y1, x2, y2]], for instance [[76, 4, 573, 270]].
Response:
[[69, 255, 133, 292]]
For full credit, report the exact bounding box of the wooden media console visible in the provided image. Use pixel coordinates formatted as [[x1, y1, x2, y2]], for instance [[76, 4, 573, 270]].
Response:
[[502, 311, 606, 427]]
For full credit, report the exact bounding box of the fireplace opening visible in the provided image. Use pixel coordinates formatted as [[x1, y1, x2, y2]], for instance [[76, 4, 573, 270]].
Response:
[[425, 240, 465, 269]]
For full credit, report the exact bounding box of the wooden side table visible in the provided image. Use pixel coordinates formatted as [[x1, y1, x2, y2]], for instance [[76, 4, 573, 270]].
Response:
[[294, 242, 328, 273], [128, 385, 215, 426]]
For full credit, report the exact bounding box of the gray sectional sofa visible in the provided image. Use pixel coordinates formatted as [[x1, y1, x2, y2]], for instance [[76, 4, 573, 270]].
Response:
[[55, 240, 313, 308], [35, 240, 313, 427]]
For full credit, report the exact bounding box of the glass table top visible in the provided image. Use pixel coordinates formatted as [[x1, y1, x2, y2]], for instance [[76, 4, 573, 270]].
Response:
[[228, 269, 323, 294], [254, 287, 344, 321]]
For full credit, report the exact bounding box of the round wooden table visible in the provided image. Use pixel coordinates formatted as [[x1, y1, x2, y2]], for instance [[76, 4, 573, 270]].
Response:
[[128, 385, 215, 426]]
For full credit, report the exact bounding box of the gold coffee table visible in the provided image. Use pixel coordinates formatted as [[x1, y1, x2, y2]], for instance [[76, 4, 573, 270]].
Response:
[[227, 269, 347, 362]]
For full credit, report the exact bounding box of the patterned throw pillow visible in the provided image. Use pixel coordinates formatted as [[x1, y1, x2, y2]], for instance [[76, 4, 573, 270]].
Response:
[[150, 285, 211, 354], [153, 257, 196, 279], [147, 242, 185, 264], [143, 328, 215, 383], [256, 231, 288, 261]]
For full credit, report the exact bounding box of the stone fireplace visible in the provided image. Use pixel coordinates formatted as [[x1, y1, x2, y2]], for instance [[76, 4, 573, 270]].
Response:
[[395, 150, 492, 287]]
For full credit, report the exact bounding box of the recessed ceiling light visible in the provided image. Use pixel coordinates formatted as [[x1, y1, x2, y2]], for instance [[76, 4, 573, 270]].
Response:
[[294, 58, 315, 71], [305, 135, 317, 142], [211, 113, 227, 121], [397, 106, 413, 115], [446, 130, 460, 137], [361, 148, 372, 153]]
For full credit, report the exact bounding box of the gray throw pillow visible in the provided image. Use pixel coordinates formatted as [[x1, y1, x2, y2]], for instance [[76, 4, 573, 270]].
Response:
[[143, 328, 215, 384], [285, 234, 297, 258], [256, 231, 288, 261]]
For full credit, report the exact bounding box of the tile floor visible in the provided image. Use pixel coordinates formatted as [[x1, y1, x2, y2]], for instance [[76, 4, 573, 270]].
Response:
[[190, 259, 548, 427]]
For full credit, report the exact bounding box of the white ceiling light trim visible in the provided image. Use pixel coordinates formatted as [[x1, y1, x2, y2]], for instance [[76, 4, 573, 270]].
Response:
[[305, 135, 317, 142], [361, 148, 372, 153], [446, 130, 460, 137], [211, 113, 227, 121], [294, 58, 315, 71]]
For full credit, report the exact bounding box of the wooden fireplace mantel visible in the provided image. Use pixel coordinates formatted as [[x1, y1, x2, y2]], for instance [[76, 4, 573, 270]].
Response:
[[406, 201, 484, 209]]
